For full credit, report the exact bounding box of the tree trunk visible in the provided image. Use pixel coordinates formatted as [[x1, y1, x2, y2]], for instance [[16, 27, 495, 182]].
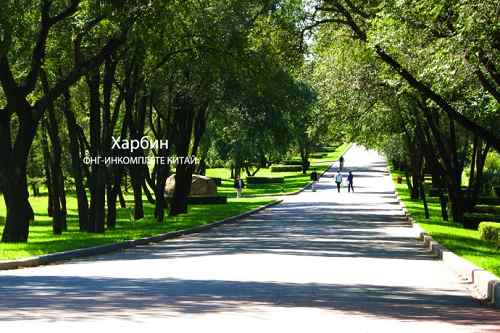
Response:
[[130, 167, 144, 220], [106, 173, 117, 230], [154, 148, 170, 223], [420, 170, 429, 219], [170, 94, 196, 216], [41, 123, 54, 218], [87, 72, 106, 233], [143, 180, 155, 204], [300, 148, 309, 175], [1, 167, 34, 242], [118, 180, 126, 208], [46, 103, 67, 235], [170, 164, 191, 215], [62, 89, 89, 231]]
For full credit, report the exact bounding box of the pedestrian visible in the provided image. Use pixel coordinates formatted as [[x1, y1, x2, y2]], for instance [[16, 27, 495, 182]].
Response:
[[310, 170, 319, 192], [234, 175, 244, 198], [339, 155, 344, 171], [335, 170, 343, 193], [347, 171, 354, 192]]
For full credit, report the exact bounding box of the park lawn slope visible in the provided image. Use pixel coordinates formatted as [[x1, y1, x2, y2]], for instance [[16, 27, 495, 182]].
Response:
[[206, 143, 351, 197], [391, 170, 500, 277], [0, 143, 348, 260], [0, 196, 275, 260]]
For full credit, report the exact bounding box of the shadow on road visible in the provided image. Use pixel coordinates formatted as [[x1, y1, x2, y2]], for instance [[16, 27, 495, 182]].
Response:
[[0, 275, 499, 325]]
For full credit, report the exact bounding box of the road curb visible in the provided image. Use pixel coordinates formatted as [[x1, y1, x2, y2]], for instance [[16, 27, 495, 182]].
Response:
[[394, 191, 500, 307], [0, 199, 283, 271]]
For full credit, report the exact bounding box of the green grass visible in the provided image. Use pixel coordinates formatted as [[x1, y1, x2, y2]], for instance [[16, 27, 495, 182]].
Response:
[[0, 143, 350, 260], [206, 143, 351, 197], [391, 170, 500, 277], [0, 194, 275, 260]]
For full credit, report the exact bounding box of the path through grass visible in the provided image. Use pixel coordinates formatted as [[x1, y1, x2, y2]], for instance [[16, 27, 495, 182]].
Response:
[[0, 144, 350, 260]]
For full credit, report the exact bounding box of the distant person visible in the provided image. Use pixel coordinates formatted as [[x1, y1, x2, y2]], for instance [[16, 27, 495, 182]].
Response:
[[310, 170, 319, 192], [335, 170, 343, 193], [234, 175, 244, 198], [347, 171, 354, 192], [339, 155, 344, 171]]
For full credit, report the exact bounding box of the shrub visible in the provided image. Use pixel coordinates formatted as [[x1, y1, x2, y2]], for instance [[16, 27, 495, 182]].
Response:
[[474, 205, 500, 215], [270, 165, 303, 172], [429, 188, 441, 197], [319, 145, 339, 152], [494, 186, 500, 198], [281, 160, 304, 166], [464, 212, 500, 229], [247, 176, 284, 184], [480, 169, 500, 196], [479, 222, 500, 244], [478, 196, 500, 206], [211, 177, 222, 186]]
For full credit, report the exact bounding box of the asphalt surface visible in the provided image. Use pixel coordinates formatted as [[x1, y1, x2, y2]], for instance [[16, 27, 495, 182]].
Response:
[[1, 145, 498, 332]]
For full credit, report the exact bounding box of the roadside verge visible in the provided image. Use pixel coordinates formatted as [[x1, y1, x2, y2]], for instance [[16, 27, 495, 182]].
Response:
[[0, 199, 282, 271], [392, 188, 500, 308]]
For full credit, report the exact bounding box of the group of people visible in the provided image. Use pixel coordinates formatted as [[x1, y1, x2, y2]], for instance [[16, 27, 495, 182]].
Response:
[[310, 155, 354, 193], [233, 155, 353, 197]]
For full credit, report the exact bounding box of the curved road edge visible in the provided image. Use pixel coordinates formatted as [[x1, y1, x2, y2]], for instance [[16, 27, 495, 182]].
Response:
[[0, 199, 283, 271], [392, 181, 500, 308]]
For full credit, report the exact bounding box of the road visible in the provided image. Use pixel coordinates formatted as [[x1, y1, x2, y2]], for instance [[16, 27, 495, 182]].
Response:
[[1, 145, 498, 332]]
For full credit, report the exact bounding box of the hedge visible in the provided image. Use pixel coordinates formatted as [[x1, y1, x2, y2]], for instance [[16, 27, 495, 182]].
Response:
[[270, 165, 303, 172], [211, 177, 222, 186], [319, 145, 339, 152], [477, 196, 500, 206], [479, 222, 500, 244], [310, 153, 327, 158], [464, 212, 500, 229], [494, 186, 500, 198], [247, 176, 284, 184], [281, 160, 304, 166]]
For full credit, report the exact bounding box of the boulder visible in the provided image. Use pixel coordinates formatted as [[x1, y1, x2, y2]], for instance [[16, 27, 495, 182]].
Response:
[[165, 174, 218, 197]]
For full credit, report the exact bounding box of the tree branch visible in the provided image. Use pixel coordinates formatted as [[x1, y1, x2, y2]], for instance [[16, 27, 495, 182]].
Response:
[[21, 0, 80, 95]]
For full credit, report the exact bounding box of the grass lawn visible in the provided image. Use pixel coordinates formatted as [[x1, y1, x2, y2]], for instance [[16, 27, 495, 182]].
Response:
[[391, 170, 500, 277], [0, 195, 275, 260], [0, 143, 350, 260], [206, 142, 351, 197]]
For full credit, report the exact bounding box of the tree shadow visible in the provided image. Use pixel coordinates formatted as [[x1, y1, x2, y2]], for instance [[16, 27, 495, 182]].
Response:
[[0, 275, 498, 325]]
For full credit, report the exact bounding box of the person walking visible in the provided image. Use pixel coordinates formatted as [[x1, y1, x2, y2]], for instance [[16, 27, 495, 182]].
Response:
[[339, 155, 344, 171], [335, 170, 343, 193], [234, 175, 244, 198], [347, 171, 354, 192], [310, 170, 319, 192]]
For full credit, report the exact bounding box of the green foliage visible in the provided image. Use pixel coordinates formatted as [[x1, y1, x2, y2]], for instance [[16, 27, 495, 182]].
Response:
[[392, 170, 500, 277], [270, 165, 303, 172], [0, 194, 275, 260], [479, 222, 500, 244], [247, 176, 285, 184]]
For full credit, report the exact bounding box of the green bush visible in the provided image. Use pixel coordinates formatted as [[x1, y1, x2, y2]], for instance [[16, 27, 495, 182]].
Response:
[[494, 186, 500, 197], [246, 176, 284, 184], [281, 160, 304, 166], [478, 196, 500, 206], [479, 222, 500, 244], [210, 177, 222, 186], [270, 165, 303, 172], [319, 145, 339, 152], [310, 153, 327, 158], [429, 188, 442, 197], [480, 169, 500, 196], [474, 205, 500, 215], [464, 212, 500, 229]]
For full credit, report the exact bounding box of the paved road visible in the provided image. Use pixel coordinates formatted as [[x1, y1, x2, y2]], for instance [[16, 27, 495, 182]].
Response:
[[1, 145, 499, 332]]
